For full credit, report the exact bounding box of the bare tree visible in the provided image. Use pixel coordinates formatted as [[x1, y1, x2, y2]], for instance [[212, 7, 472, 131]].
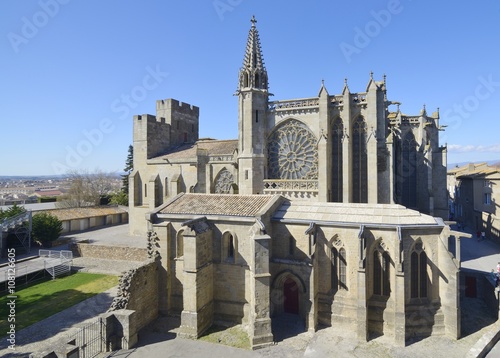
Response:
[[57, 169, 119, 208]]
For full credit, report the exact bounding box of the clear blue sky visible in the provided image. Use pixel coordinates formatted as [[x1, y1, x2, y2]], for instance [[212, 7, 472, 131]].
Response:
[[1, 0, 500, 176]]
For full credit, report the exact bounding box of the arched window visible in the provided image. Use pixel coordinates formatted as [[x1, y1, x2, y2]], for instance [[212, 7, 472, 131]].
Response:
[[154, 176, 162, 207], [228, 235, 234, 258], [411, 243, 428, 299], [373, 249, 390, 296], [214, 168, 234, 194], [331, 246, 348, 292], [332, 118, 343, 202], [352, 117, 367, 203], [402, 131, 418, 208], [176, 230, 184, 258], [222, 232, 237, 264], [133, 172, 142, 206]]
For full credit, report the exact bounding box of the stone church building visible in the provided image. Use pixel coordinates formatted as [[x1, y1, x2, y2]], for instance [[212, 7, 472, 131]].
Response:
[[129, 17, 458, 348]]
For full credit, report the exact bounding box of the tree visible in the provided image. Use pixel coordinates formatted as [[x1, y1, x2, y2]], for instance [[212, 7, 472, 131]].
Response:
[[57, 169, 119, 208], [122, 145, 133, 194], [110, 190, 129, 206], [0, 203, 27, 221], [32, 212, 63, 245]]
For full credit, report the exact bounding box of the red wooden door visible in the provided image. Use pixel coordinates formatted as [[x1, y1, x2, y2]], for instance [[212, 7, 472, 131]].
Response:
[[284, 278, 299, 314]]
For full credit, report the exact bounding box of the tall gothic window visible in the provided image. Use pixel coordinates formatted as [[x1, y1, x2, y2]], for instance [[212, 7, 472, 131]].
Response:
[[402, 131, 418, 208], [222, 232, 237, 264], [332, 118, 343, 202], [331, 247, 348, 292], [373, 249, 390, 296], [268, 119, 318, 180], [176, 230, 184, 258], [411, 243, 428, 299], [352, 117, 367, 203], [133, 172, 142, 206]]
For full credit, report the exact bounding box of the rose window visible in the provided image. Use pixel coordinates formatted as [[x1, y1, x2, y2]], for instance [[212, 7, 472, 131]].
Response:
[[268, 119, 318, 180], [214, 169, 234, 194]]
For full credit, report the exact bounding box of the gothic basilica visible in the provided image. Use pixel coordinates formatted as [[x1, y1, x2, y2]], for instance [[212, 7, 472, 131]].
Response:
[[128, 17, 458, 348]]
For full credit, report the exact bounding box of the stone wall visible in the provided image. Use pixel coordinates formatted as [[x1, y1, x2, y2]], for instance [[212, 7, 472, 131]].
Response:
[[108, 258, 159, 333], [70, 242, 147, 261]]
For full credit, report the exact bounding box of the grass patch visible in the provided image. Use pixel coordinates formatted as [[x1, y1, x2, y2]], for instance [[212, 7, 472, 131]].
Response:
[[0, 272, 118, 335], [199, 324, 251, 349]]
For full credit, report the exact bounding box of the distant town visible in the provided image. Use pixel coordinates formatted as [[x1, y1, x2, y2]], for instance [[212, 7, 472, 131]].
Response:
[[0, 174, 123, 207]]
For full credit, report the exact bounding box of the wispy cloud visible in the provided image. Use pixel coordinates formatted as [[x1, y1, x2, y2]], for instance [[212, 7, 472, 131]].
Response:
[[448, 144, 500, 153]]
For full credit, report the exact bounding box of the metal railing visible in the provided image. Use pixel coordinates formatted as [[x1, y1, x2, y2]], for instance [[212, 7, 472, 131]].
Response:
[[40, 249, 73, 279], [68, 317, 107, 358]]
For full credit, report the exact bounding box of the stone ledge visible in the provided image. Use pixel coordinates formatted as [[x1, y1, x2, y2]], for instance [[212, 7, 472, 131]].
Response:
[[466, 320, 500, 358]]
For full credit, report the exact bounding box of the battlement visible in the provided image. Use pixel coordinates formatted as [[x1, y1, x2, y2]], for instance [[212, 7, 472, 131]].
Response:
[[156, 98, 199, 117], [134, 114, 162, 123]]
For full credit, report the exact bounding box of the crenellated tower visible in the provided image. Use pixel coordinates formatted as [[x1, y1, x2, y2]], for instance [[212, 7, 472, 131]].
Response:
[[236, 16, 269, 195]]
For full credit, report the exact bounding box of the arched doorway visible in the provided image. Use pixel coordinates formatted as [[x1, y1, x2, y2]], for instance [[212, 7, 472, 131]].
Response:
[[283, 277, 299, 314], [271, 273, 305, 341]]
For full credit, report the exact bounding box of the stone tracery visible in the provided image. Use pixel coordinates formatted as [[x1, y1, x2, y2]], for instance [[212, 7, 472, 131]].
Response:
[[268, 119, 318, 180], [214, 168, 234, 194]]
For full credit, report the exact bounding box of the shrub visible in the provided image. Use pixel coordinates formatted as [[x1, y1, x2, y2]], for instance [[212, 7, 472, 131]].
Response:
[[32, 212, 63, 244], [110, 191, 128, 206], [0, 203, 27, 221]]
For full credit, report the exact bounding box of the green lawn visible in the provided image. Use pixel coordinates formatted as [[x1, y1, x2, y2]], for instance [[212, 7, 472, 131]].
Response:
[[199, 325, 251, 349], [0, 272, 118, 335]]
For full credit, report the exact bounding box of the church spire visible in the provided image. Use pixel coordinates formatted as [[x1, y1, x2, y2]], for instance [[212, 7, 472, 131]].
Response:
[[238, 16, 268, 91]]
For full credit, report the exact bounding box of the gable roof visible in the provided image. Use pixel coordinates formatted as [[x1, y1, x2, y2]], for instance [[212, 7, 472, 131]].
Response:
[[450, 162, 500, 178], [155, 139, 237, 161], [40, 206, 127, 221], [158, 193, 277, 217]]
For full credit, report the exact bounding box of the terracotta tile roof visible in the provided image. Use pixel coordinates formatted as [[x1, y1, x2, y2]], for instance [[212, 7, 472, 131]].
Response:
[[451, 163, 500, 178], [39, 206, 127, 221], [198, 139, 238, 155], [159, 193, 276, 217], [156, 139, 237, 161], [273, 201, 437, 226], [33, 190, 63, 197]]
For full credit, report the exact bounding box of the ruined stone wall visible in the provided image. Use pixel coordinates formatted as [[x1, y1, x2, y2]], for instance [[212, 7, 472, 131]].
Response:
[[108, 258, 159, 332], [70, 242, 147, 261]]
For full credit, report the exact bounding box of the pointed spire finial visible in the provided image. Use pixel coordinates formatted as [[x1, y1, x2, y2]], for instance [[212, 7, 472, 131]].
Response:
[[251, 15, 257, 27], [238, 15, 268, 91], [420, 104, 427, 116], [370, 71, 374, 80], [321, 79, 324, 86], [344, 78, 348, 85]]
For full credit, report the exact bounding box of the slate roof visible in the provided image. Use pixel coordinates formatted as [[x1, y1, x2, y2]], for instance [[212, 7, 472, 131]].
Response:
[[158, 193, 277, 217], [273, 201, 438, 226], [156, 139, 238, 161], [40, 206, 127, 221]]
